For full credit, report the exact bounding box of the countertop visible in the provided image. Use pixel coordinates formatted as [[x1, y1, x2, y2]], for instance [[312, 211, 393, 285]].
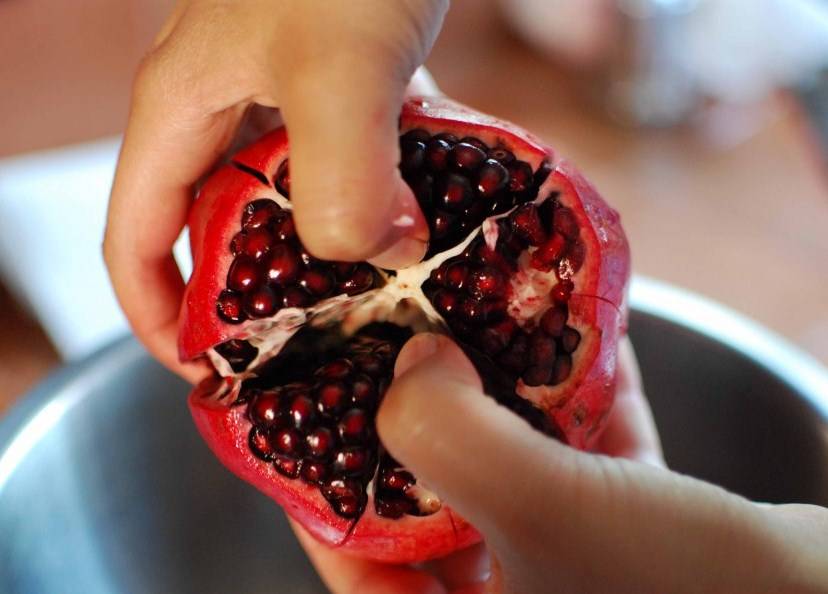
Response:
[[1, 0, 826, 416]]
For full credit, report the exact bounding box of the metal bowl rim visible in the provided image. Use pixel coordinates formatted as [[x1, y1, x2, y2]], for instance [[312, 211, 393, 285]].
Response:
[[2, 275, 827, 492]]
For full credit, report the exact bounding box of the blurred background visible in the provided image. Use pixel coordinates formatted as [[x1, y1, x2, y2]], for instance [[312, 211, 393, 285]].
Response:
[[0, 0, 827, 416]]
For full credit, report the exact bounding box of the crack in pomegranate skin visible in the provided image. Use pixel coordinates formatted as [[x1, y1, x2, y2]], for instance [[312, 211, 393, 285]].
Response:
[[181, 97, 630, 563]]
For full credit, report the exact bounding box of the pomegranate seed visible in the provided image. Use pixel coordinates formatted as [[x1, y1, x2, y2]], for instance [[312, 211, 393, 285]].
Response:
[[400, 139, 426, 174], [436, 173, 473, 212], [227, 255, 262, 292], [230, 232, 246, 256], [274, 160, 290, 198], [265, 244, 300, 285], [468, 267, 504, 298], [273, 428, 303, 456], [433, 290, 459, 315], [321, 478, 365, 518], [239, 227, 273, 260], [488, 147, 515, 164], [460, 136, 488, 151], [498, 333, 529, 373], [350, 374, 376, 406], [553, 354, 573, 383], [459, 297, 486, 324], [510, 203, 547, 246], [301, 460, 328, 484], [216, 290, 246, 324], [477, 318, 517, 355], [372, 342, 397, 360], [282, 287, 311, 308], [241, 198, 280, 229], [540, 305, 567, 336], [444, 262, 468, 290], [338, 265, 375, 295], [316, 359, 354, 379], [288, 395, 315, 430], [432, 211, 457, 239], [380, 468, 415, 491], [449, 142, 486, 172], [561, 326, 581, 353], [401, 128, 430, 143], [550, 281, 574, 303], [534, 162, 553, 189], [272, 212, 296, 241], [429, 265, 447, 285], [507, 161, 534, 193], [249, 390, 283, 426], [299, 269, 334, 296], [306, 427, 334, 459], [244, 285, 279, 318], [333, 448, 369, 476], [560, 239, 586, 277], [410, 171, 434, 204], [553, 207, 579, 239], [531, 234, 566, 270], [529, 331, 557, 366], [338, 408, 370, 443], [273, 455, 302, 478], [375, 497, 413, 519], [425, 138, 451, 171], [477, 159, 509, 197], [316, 381, 348, 416], [248, 426, 275, 460], [434, 132, 458, 143], [353, 353, 383, 377], [522, 365, 553, 386]]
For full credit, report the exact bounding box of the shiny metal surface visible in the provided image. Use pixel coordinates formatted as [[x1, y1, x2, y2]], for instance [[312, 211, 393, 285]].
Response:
[[2, 278, 828, 594]]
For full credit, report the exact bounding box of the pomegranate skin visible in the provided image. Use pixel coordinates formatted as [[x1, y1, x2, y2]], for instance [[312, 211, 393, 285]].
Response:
[[180, 97, 630, 562]]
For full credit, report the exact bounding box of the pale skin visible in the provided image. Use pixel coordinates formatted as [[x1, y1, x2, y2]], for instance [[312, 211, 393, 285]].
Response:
[[103, 2, 828, 592]]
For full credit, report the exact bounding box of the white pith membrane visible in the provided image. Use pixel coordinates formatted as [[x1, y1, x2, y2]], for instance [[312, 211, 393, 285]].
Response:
[[202, 140, 594, 522]]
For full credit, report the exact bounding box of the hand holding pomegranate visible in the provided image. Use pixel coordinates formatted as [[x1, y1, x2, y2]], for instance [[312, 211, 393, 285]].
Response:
[[102, 2, 828, 593], [104, 0, 449, 381], [299, 334, 828, 594]]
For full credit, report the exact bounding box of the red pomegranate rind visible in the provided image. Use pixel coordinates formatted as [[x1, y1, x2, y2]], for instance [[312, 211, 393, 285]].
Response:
[[178, 96, 630, 563], [189, 385, 480, 562], [514, 165, 629, 449], [179, 166, 286, 361]]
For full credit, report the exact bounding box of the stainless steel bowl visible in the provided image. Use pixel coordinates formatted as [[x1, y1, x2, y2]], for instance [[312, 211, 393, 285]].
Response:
[[2, 278, 828, 594]]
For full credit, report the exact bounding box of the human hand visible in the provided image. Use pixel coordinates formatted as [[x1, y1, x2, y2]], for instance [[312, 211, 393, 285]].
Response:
[[297, 335, 828, 593], [103, 0, 448, 382]]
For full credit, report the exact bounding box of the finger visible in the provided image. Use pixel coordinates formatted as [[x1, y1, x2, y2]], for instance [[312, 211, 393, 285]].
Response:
[[422, 542, 490, 591], [290, 519, 446, 594], [378, 334, 581, 537], [104, 39, 249, 382], [276, 43, 430, 268], [595, 338, 665, 467]]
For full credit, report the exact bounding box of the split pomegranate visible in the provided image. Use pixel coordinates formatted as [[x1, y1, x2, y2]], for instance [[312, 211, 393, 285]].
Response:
[[180, 98, 630, 563]]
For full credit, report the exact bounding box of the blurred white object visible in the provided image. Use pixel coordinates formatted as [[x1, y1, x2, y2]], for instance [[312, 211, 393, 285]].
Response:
[[501, 0, 828, 125], [0, 140, 191, 360]]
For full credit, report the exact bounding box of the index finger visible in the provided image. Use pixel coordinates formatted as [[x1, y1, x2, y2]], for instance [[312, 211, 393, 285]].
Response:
[[103, 43, 249, 382]]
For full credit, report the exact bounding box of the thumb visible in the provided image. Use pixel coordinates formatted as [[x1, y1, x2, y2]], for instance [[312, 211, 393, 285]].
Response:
[[278, 60, 429, 268], [376, 334, 582, 539]]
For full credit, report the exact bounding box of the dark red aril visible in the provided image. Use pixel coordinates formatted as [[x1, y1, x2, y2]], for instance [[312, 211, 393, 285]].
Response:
[[435, 173, 473, 212], [477, 159, 509, 197], [275, 160, 290, 198], [242, 199, 280, 229], [306, 427, 335, 459], [265, 244, 300, 286], [449, 142, 487, 172], [244, 286, 279, 318], [216, 290, 246, 324]]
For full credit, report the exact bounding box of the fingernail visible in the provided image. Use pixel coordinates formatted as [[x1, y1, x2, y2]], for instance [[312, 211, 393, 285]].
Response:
[[394, 333, 442, 377], [369, 235, 427, 269]]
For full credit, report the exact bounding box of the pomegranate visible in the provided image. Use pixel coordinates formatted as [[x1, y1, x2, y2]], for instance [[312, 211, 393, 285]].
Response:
[[180, 98, 629, 563]]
